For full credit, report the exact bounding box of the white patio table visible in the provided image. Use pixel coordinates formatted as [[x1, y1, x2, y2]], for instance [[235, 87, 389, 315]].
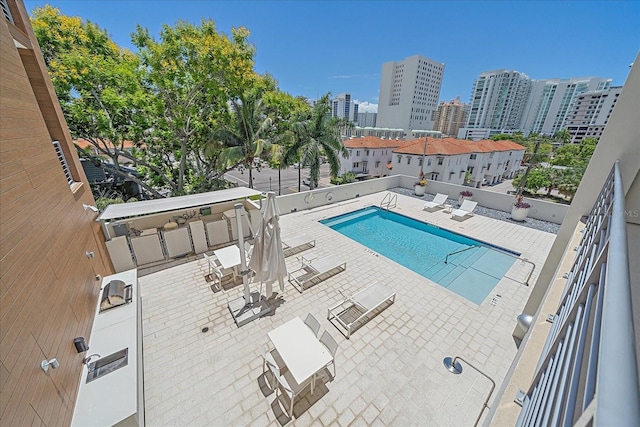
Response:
[[268, 317, 333, 392], [213, 245, 241, 270]]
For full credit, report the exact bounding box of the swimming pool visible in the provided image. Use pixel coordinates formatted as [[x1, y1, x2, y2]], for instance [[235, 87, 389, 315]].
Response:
[[320, 206, 520, 304]]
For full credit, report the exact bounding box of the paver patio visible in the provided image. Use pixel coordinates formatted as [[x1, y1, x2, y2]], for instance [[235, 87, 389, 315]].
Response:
[[139, 192, 555, 426]]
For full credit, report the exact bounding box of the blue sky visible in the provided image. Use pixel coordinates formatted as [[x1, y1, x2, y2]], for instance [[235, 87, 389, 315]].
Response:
[[25, 1, 639, 112]]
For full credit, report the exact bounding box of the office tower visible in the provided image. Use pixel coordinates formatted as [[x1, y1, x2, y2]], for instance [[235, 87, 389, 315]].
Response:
[[331, 93, 358, 122], [434, 96, 470, 137], [377, 54, 445, 132], [565, 86, 622, 143], [521, 77, 611, 135], [356, 112, 377, 127], [458, 69, 532, 140]]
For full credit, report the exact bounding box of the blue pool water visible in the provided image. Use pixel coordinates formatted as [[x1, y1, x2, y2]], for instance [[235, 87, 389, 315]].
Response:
[[320, 206, 520, 304]]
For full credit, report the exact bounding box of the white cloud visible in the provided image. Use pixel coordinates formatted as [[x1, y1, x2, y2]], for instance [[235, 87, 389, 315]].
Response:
[[354, 100, 378, 113]]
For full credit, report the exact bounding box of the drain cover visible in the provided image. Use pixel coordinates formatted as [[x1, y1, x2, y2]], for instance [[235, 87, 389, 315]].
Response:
[[201, 327, 209, 333]]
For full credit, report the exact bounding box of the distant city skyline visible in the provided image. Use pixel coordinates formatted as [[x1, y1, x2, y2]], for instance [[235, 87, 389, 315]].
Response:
[[24, 1, 639, 112]]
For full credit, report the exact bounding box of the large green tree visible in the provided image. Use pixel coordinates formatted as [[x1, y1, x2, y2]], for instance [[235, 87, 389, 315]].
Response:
[[31, 6, 164, 198], [132, 20, 259, 195], [284, 94, 349, 191]]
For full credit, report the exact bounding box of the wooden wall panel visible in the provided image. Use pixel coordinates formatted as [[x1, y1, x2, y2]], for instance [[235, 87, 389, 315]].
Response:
[[0, 3, 115, 426]]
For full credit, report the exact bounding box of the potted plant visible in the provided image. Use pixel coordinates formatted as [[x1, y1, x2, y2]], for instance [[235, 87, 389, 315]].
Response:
[[511, 194, 531, 221], [414, 172, 427, 196], [458, 190, 473, 205]]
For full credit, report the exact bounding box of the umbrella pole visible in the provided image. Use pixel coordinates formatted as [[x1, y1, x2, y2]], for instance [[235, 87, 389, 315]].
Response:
[[234, 203, 251, 306]]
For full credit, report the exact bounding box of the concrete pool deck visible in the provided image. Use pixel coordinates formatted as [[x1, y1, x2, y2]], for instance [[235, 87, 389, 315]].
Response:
[[139, 192, 556, 426]]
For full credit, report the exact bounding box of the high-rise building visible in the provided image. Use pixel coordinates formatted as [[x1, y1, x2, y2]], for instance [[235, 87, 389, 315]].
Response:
[[564, 85, 622, 144], [377, 54, 445, 132], [356, 111, 377, 127], [434, 96, 470, 137], [331, 93, 358, 122], [520, 77, 611, 135], [458, 69, 532, 140]]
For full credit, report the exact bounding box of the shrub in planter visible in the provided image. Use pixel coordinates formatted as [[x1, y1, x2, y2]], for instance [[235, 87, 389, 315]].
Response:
[[511, 194, 531, 221], [414, 172, 427, 196], [458, 190, 473, 204]]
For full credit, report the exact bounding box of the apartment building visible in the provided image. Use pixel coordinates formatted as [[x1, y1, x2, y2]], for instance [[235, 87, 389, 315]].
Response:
[[377, 54, 445, 132], [520, 76, 611, 136], [458, 69, 532, 140], [434, 96, 470, 137], [565, 85, 622, 144], [331, 93, 358, 122], [387, 137, 525, 186], [1, 1, 114, 425], [340, 136, 405, 178]]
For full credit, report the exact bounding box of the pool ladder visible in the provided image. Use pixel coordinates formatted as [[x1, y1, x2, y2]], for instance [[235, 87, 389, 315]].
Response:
[[380, 193, 397, 210]]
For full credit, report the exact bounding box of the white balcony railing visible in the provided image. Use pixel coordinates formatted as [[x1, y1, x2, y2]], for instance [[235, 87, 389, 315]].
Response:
[[515, 160, 638, 426]]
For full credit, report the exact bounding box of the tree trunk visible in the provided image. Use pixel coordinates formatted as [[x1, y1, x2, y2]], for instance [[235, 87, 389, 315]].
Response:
[[298, 167, 301, 192], [248, 166, 253, 189]]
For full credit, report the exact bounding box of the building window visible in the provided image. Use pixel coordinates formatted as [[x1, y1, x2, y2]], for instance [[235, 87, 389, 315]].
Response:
[[397, 155, 402, 163], [489, 152, 494, 158], [427, 159, 432, 166], [437, 157, 444, 165], [356, 150, 360, 156], [470, 153, 477, 160], [375, 161, 380, 168], [407, 156, 411, 165], [353, 162, 360, 168], [348, 150, 352, 157], [418, 158, 423, 166], [365, 150, 369, 156], [52, 141, 75, 186]]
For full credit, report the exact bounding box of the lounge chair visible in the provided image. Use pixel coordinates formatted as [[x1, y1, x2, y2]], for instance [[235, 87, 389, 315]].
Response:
[[423, 193, 448, 211], [288, 255, 346, 292], [282, 234, 316, 256], [327, 284, 396, 338], [451, 200, 478, 221]]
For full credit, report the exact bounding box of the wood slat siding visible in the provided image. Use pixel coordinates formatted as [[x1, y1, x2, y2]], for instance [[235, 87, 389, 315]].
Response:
[[1, 2, 115, 426]]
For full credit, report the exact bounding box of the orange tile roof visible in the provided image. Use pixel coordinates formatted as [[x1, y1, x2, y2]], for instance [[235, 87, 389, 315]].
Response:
[[75, 138, 143, 150], [343, 136, 406, 149], [393, 137, 525, 155]]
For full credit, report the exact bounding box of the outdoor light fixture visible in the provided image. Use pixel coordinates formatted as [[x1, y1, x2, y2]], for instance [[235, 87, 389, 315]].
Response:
[[73, 337, 89, 353], [517, 313, 534, 332], [85, 251, 95, 258], [83, 204, 99, 212], [443, 356, 496, 427], [41, 358, 60, 373]]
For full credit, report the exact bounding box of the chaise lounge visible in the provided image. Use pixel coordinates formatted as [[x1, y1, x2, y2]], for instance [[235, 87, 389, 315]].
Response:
[[451, 200, 478, 221], [282, 234, 316, 256], [288, 254, 346, 292], [327, 283, 396, 338], [423, 193, 449, 211]]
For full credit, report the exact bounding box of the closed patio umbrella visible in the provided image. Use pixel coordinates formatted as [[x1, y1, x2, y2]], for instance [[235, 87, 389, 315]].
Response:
[[249, 192, 287, 297]]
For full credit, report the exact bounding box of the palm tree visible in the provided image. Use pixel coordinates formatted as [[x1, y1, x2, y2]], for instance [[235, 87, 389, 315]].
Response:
[[284, 94, 349, 191], [215, 93, 273, 188]]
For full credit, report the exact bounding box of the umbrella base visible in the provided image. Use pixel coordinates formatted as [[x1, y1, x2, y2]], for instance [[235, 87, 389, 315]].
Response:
[[228, 292, 273, 327]]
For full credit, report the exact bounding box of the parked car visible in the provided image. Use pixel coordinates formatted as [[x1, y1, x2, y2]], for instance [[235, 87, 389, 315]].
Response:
[[302, 178, 311, 187]]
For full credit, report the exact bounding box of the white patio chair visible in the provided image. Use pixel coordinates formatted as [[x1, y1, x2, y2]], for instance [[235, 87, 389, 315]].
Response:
[[259, 344, 286, 390], [203, 253, 235, 289], [274, 365, 312, 417], [327, 283, 396, 338], [303, 313, 321, 337], [423, 193, 448, 211], [319, 330, 338, 377], [288, 255, 347, 292], [451, 200, 478, 221], [282, 235, 316, 256]]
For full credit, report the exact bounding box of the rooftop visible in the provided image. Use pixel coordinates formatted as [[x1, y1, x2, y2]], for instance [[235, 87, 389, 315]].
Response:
[[138, 191, 555, 425]]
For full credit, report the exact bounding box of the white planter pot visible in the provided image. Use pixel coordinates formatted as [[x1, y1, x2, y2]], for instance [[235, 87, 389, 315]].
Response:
[[511, 206, 529, 221], [414, 185, 426, 196]]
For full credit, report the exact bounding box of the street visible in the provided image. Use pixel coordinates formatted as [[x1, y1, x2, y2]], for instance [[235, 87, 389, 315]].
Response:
[[224, 163, 333, 195]]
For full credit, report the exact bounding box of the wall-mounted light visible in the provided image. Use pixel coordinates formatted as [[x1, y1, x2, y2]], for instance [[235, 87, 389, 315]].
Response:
[[85, 251, 95, 258], [41, 358, 60, 373], [83, 204, 99, 212], [73, 337, 89, 353]]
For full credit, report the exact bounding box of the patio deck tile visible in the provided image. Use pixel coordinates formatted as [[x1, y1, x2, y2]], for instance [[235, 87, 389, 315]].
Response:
[[138, 192, 555, 425]]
